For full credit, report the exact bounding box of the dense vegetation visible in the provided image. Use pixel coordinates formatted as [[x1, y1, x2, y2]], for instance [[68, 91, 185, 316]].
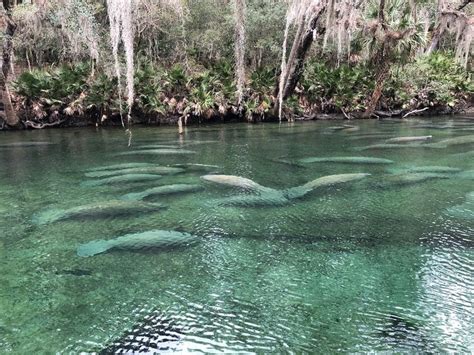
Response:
[[0, 0, 473, 129]]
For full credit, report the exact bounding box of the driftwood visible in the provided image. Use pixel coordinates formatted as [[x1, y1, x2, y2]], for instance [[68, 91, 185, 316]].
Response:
[[24, 119, 66, 129], [374, 109, 404, 117], [372, 107, 430, 119], [402, 107, 429, 118], [341, 108, 352, 120]]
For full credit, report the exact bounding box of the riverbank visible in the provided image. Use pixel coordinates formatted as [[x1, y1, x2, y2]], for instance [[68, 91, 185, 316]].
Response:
[[2, 53, 472, 130], [3, 105, 473, 131]]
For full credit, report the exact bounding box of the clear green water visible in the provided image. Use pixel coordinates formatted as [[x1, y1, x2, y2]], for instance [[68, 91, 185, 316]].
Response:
[[0, 118, 473, 353]]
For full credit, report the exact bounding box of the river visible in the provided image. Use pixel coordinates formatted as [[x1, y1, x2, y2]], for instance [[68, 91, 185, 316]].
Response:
[[0, 118, 473, 352]]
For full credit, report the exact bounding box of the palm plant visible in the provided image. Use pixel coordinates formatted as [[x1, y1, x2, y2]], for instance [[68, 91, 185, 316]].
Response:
[[134, 61, 166, 115], [249, 66, 275, 94], [189, 80, 216, 118], [85, 73, 118, 113], [359, 0, 429, 116]]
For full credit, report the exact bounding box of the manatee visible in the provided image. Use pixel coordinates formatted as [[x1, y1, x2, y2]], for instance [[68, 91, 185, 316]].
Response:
[[446, 192, 474, 220], [0, 141, 53, 147], [172, 163, 220, 171], [284, 173, 370, 199], [135, 144, 181, 149], [343, 126, 360, 132], [120, 184, 204, 201], [217, 191, 289, 207], [384, 172, 450, 186], [87, 163, 156, 172], [451, 150, 474, 159], [82, 174, 163, 187], [182, 140, 219, 145], [456, 170, 474, 180], [77, 230, 198, 257], [443, 121, 474, 127], [356, 143, 424, 151], [57, 269, 93, 277], [349, 134, 395, 141], [201, 174, 271, 192], [387, 166, 462, 174], [325, 125, 360, 133], [269, 158, 304, 167], [206, 173, 370, 207], [298, 156, 393, 164], [33, 200, 165, 225], [327, 126, 348, 131], [412, 124, 453, 130], [425, 135, 474, 148], [462, 191, 473, 202], [117, 149, 196, 156], [385, 135, 433, 143], [85, 167, 184, 178], [327, 124, 357, 131]]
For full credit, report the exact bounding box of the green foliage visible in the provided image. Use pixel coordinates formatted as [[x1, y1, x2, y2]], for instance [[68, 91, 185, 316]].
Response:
[[243, 95, 272, 121], [165, 64, 188, 92], [14, 63, 90, 103], [250, 67, 275, 94], [387, 52, 474, 108], [85, 73, 120, 113], [134, 61, 165, 114], [13, 51, 472, 122], [302, 60, 373, 111]]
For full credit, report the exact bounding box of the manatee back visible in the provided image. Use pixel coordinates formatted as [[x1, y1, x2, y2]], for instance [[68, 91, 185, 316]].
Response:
[[112, 230, 198, 250]]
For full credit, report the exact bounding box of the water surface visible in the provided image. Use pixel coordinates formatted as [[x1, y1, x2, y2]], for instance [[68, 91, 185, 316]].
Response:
[[0, 118, 473, 353]]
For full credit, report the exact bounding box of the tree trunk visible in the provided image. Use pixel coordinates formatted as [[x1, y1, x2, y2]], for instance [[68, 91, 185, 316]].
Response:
[[457, 0, 472, 10], [363, 48, 391, 117], [426, 0, 471, 54], [361, 0, 390, 118], [426, 26, 441, 54], [0, 9, 18, 127], [234, 0, 246, 107], [282, 7, 325, 100], [273, 6, 325, 117]]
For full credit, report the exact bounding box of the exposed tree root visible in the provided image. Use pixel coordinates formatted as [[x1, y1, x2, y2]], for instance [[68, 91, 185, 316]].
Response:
[[24, 119, 66, 129], [402, 107, 429, 118]]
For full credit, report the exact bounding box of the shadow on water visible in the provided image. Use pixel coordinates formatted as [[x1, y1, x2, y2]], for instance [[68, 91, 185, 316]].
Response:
[[98, 311, 185, 354]]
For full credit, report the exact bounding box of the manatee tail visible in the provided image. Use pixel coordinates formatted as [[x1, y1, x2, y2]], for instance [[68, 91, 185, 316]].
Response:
[[283, 186, 311, 200], [77, 239, 111, 257], [32, 209, 65, 225]]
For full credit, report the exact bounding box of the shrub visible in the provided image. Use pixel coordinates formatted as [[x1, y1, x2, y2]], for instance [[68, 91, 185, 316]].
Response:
[[301, 60, 373, 112], [387, 52, 474, 109]]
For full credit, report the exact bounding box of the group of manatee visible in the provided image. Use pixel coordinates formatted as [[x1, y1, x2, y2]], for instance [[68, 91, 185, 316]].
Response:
[[32, 128, 473, 258], [33, 145, 212, 257]]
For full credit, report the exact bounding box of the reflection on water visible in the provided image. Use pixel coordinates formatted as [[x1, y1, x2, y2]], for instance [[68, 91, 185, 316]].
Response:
[[0, 118, 473, 353]]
